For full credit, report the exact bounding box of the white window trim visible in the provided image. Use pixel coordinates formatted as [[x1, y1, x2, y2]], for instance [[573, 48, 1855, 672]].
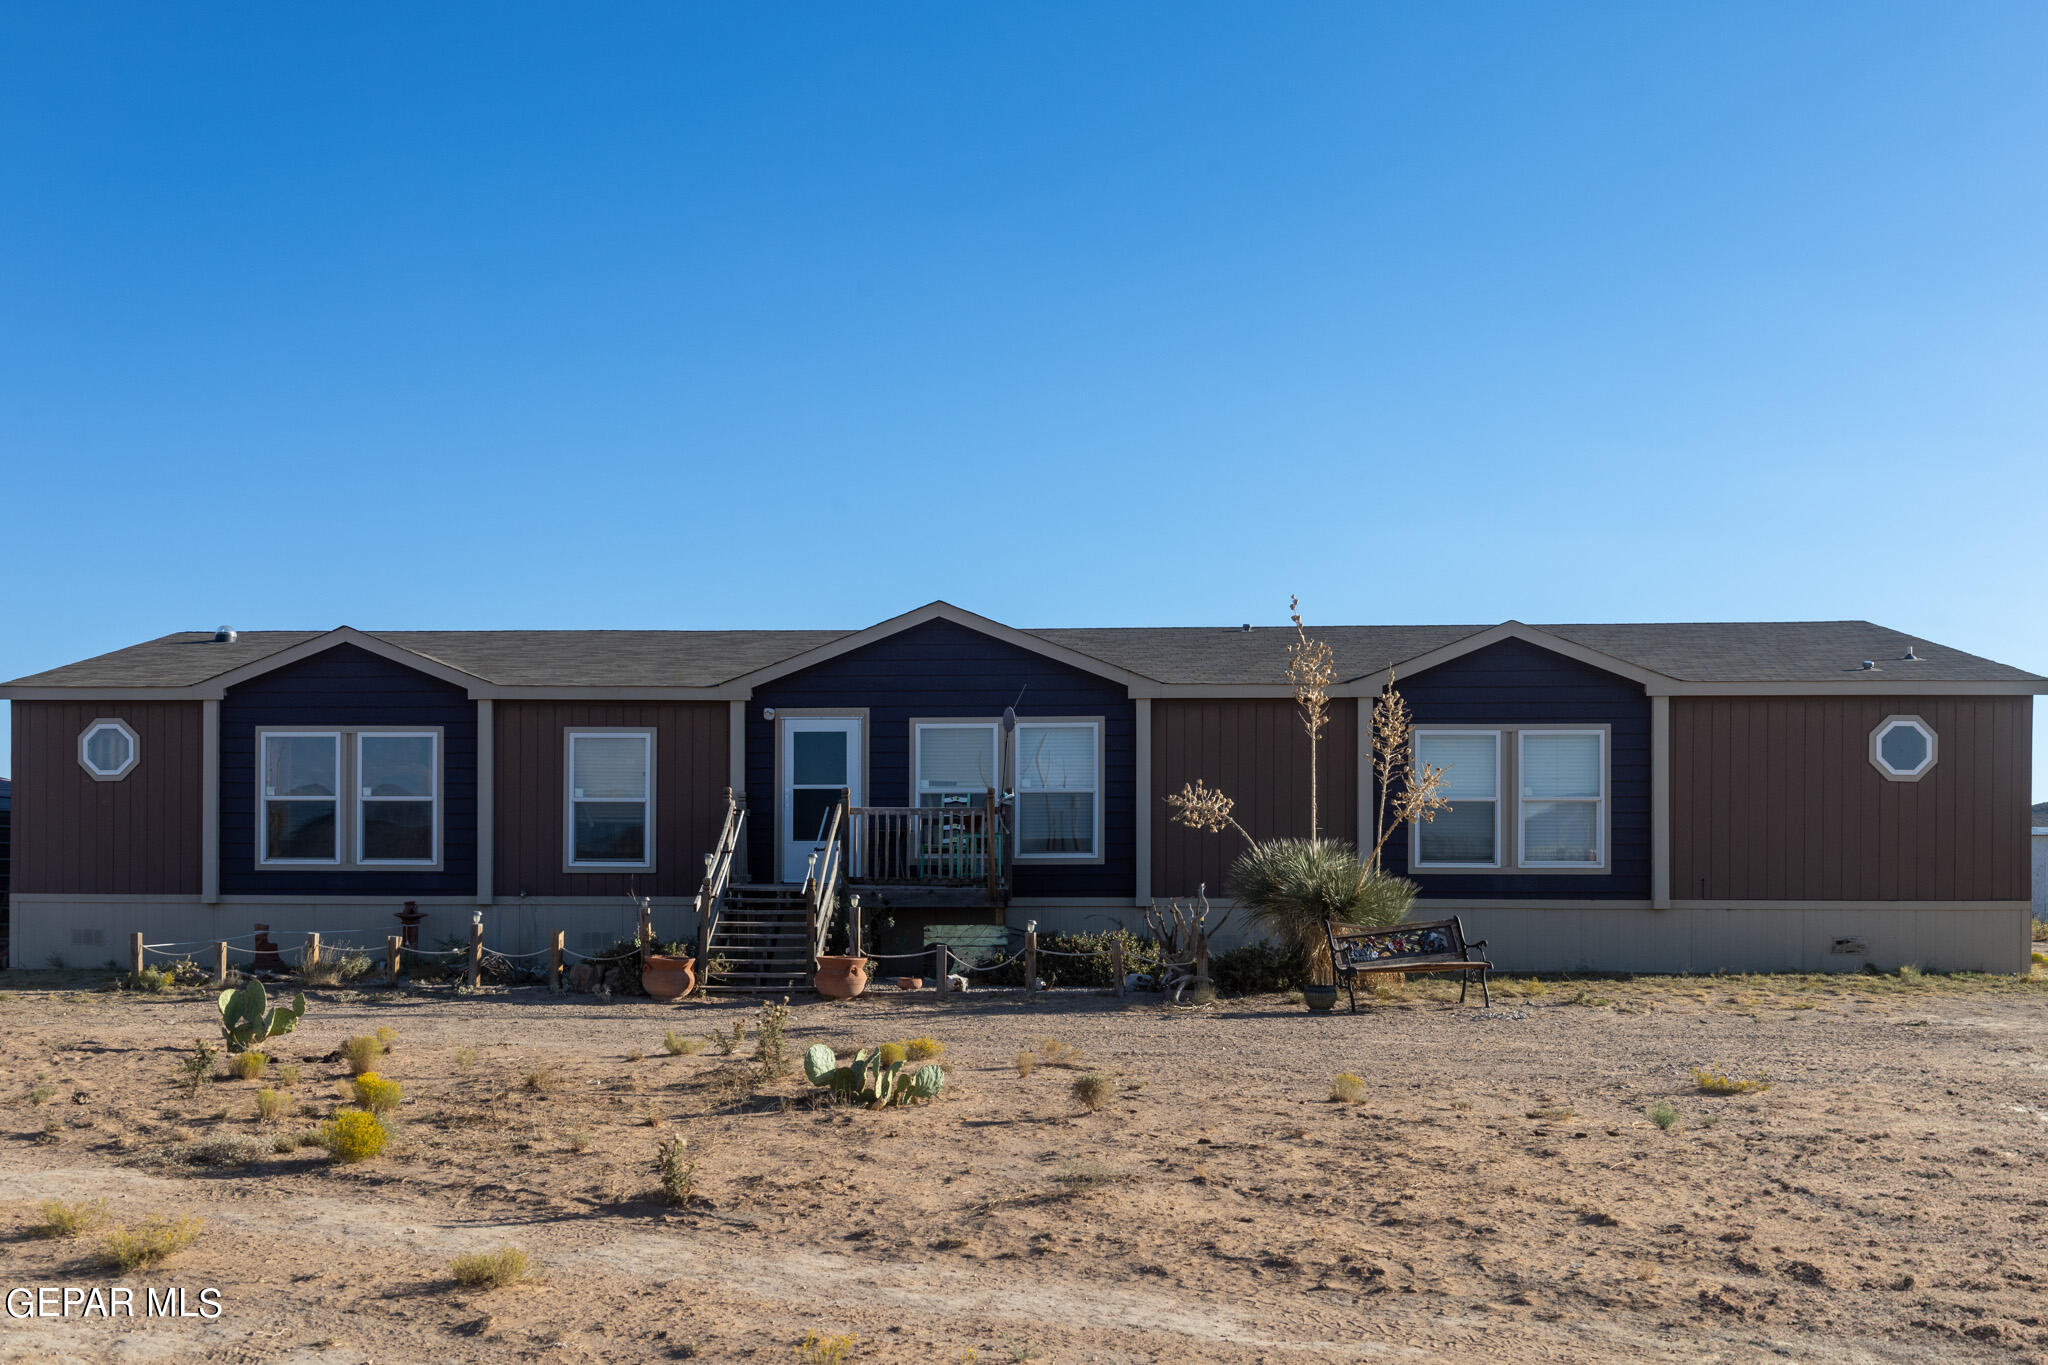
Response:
[[1012, 717, 1105, 864], [257, 727, 445, 870], [1516, 728, 1606, 869], [257, 729, 343, 867], [912, 720, 1002, 807], [1411, 728, 1503, 870], [1869, 714, 1938, 782], [78, 718, 140, 781], [565, 729, 657, 872], [354, 730, 441, 867], [1408, 724, 1612, 874]]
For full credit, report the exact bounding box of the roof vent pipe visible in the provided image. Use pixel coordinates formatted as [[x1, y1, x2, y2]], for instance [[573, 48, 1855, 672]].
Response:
[[214, 625, 237, 643], [1901, 646, 1922, 661], [1241, 623, 1251, 631]]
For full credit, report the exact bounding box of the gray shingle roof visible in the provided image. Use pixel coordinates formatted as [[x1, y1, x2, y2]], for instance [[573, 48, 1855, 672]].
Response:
[[4, 619, 2040, 690]]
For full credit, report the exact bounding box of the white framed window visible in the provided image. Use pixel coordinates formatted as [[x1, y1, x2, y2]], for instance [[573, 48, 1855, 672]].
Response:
[[78, 718, 140, 781], [914, 723, 1000, 808], [260, 731, 343, 865], [1413, 730, 1501, 868], [1014, 720, 1101, 860], [1869, 715, 1937, 781], [567, 729, 655, 869], [356, 731, 439, 865], [1517, 730, 1605, 867]]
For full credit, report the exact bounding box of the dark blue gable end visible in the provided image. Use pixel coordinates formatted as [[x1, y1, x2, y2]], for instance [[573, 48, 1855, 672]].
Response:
[[220, 643, 478, 896], [745, 618, 1135, 900], [1383, 637, 1651, 900]]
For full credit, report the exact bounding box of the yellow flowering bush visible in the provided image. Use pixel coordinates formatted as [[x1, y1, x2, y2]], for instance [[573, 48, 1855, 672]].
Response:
[[351, 1072, 402, 1114], [321, 1110, 388, 1163]]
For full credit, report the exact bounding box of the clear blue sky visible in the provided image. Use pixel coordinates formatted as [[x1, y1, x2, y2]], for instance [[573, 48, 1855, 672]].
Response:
[[3, 3, 2043, 794]]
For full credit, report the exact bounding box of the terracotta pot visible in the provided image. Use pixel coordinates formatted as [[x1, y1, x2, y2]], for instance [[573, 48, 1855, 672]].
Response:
[[896, 976, 925, 991], [640, 954, 697, 1001], [1302, 984, 1340, 1013], [814, 955, 870, 1000]]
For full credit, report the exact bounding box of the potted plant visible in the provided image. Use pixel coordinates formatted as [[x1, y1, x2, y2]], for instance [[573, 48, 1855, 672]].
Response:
[[640, 939, 697, 1001], [815, 895, 869, 1000]]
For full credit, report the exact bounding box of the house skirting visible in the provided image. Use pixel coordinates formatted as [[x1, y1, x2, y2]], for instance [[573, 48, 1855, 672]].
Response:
[[9, 895, 2032, 977]]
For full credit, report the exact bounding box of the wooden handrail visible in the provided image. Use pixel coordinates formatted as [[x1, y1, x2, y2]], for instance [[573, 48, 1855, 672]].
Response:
[[692, 788, 747, 987], [807, 789, 848, 964]]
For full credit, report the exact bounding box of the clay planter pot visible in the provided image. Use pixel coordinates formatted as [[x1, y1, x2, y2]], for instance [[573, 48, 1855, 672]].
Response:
[[896, 976, 925, 991], [640, 954, 697, 1001], [1302, 984, 1340, 1013], [814, 955, 870, 1000]]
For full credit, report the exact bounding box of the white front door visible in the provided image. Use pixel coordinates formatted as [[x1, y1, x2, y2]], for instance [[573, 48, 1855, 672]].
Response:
[[781, 716, 862, 883]]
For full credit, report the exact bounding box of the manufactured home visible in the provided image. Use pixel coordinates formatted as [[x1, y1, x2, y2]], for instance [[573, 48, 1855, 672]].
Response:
[[3, 602, 2039, 978]]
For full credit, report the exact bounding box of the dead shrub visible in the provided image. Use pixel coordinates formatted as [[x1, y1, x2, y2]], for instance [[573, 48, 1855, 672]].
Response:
[[450, 1245, 530, 1290], [1072, 1073, 1115, 1112]]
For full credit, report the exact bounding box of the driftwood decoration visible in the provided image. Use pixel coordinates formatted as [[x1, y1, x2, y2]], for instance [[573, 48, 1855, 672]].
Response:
[[1144, 883, 1233, 986]]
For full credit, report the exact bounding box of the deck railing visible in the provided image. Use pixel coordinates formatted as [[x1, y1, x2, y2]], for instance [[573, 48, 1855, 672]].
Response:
[[847, 792, 1002, 898]]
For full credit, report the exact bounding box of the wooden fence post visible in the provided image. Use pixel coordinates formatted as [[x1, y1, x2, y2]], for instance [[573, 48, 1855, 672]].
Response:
[[466, 919, 483, 989], [934, 942, 949, 995], [213, 941, 227, 988], [550, 930, 565, 994], [1112, 938, 1126, 996], [305, 932, 321, 974], [385, 935, 402, 985], [1022, 930, 1037, 999], [129, 932, 144, 980], [637, 897, 653, 966]]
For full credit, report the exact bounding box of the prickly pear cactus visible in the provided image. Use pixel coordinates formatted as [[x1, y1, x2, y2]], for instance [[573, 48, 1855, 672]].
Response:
[[803, 1044, 837, 1086], [802, 1045, 943, 1107], [217, 979, 308, 1053], [909, 1064, 944, 1100]]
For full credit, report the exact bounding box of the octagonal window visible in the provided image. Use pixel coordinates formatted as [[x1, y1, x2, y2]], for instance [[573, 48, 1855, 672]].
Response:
[[1870, 716, 1936, 781], [79, 719, 140, 781]]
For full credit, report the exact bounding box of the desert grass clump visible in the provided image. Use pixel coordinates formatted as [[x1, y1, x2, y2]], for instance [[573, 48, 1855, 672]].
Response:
[[33, 1198, 107, 1239], [340, 1035, 384, 1076], [352, 1072, 403, 1113], [565, 1128, 593, 1153], [657, 1135, 695, 1205], [1693, 1068, 1770, 1094], [374, 1025, 398, 1052], [523, 1066, 563, 1095], [1036, 1037, 1082, 1069], [228, 1049, 269, 1081], [255, 1088, 286, 1121], [795, 1331, 857, 1365], [1646, 1100, 1681, 1131], [178, 1039, 219, 1093], [320, 1110, 389, 1163], [450, 1245, 531, 1290], [901, 1036, 945, 1062], [710, 1018, 745, 1056], [663, 1030, 704, 1057], [98, 1213, 202, 1271], [1330, 1072, 1368, 1104], [1014, 1051, 1037, 1078], [274, 1063, 301, 1087], [453, 1047, 478, 1073], [1052, 1158, 1128, 1195], [1072, 1072, 1115, 1113]]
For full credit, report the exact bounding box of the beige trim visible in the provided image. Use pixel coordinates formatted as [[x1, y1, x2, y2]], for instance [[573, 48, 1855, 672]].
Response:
[[1869, 713, 1938, 782], [475, 700, 494, 905], [77, 717, 140, 781], [1013, 716, 1107, 866], [206, 627, 489, 696], [725, 601, 1153, 693], [469, 684, 743, 701], [201, 701, 219, 904], [563, 727, 656, 874], [728, 701, 746, 793], [1644, 679, 2048, 696], [1410, 898, 1657, 910], [1651, 695, 1670, 909], [1670, 899, 2028, 912], [1133, 698, 1151, 906], [772, 708, 868, 883]]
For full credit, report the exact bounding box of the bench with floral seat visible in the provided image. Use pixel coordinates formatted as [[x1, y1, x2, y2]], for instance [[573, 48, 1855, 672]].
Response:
[[1321, 916, 1492, 1011]]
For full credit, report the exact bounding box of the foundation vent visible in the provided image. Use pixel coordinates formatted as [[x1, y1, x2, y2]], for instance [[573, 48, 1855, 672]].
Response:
[[71, 928, 106, 948]]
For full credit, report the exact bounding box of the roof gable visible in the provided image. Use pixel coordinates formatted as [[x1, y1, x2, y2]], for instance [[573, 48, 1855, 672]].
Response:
[[725, 601, 1153, 691]]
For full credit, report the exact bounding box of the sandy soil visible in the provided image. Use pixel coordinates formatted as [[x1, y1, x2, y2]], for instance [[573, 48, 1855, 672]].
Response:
[[2, 970, 2047, 1364]]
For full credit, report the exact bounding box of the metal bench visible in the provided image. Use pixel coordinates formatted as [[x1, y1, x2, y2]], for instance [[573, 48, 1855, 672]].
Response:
[[1322, 916, 1492, 1011]]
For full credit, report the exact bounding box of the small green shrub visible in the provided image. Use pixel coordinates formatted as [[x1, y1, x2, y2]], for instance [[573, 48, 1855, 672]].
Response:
[[321, 1110, 389, 1162], [980, 930, 1159, 989], [663, 1030, 704, 1056], [33, 1198, 107, 1239], [1211, 940, 1298, 995], [352, 1072, 403, 1113], [228, 1050, 268, 1081], [178, 1040, 219, 1093], [755, 997, 791, 1079], [274, 1064, 301, 1088], [795, 1331, 857, 1364], [450, 1245, 530, 1290], [255, 1088, 285, 1121], [1647, 1101, 1681, 1131], [710, 1018, 744, 1056], [340, 1036, 384, 1076], [98, 1214, 201, 1271], [657, 1135, 695, 1205], [1329, 1072, 1367, 1104], [130, 964, 176, 994], [1072, 1073, 1115, 1112]]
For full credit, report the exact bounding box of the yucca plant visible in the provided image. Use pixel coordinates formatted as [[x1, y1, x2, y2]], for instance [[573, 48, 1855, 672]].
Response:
[[1226, 838, 1415, 984]]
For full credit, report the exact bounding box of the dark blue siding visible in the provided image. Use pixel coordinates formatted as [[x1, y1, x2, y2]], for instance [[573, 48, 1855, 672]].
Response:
[[746, 619, 1134, 900], [1384, 638, 1650, 900], [220, 644, 478, 896]]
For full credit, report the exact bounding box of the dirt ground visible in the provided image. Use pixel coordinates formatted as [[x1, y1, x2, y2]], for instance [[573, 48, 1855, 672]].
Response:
[[3, 968, 2047, 1364]]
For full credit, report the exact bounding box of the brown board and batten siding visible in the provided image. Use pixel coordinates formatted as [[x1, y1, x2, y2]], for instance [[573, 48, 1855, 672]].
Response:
[[1670, 695, 2032, 902], [493, 701, 730, 898], [1151, 698, 1358, 899], [10, 701, 204, 895]]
